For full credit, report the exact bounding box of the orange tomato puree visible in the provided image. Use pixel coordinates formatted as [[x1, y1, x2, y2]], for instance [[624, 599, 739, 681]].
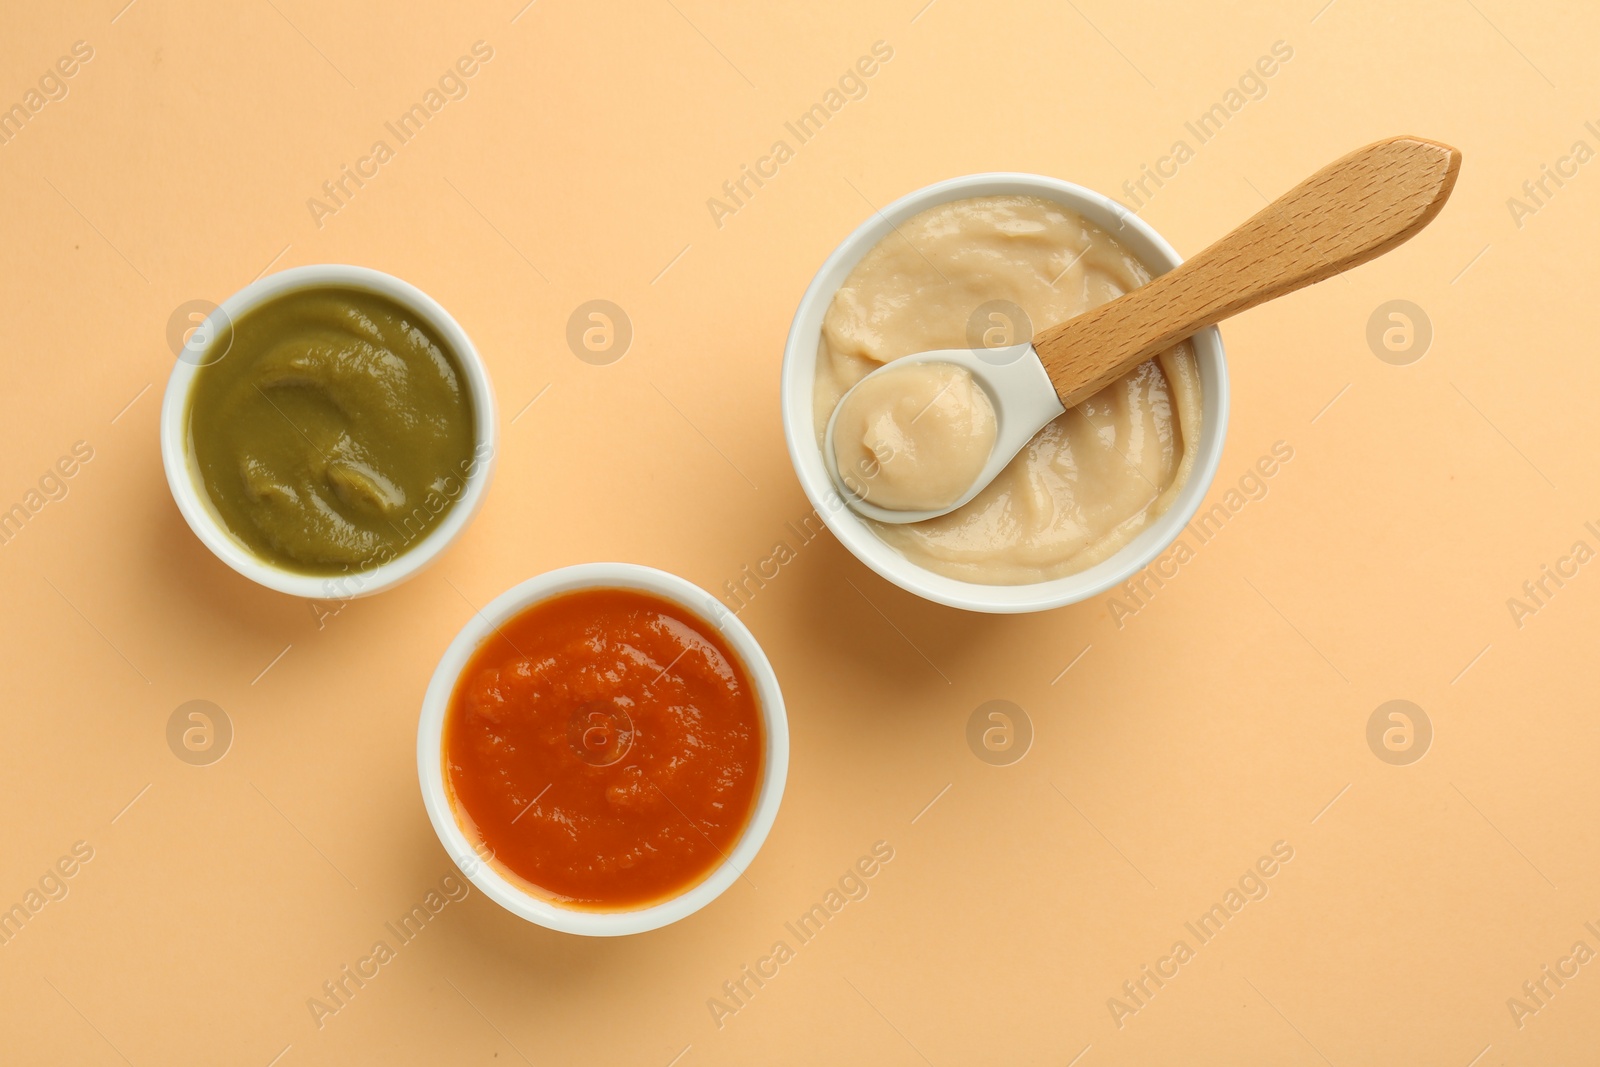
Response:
[[443, 587, 764, 910]]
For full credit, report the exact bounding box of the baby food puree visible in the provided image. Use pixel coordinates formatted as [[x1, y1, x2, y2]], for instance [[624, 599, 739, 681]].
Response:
[[813, 195, 1203, 584], [187, 287, 477, 574], [831, 361, 997, 511], [443, 588, 764, 910]]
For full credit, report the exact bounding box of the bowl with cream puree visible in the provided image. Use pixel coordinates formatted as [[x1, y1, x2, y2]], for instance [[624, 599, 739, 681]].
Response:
[[417, 563, 788, 936], [782, 174, 1229, 613], [160, 265, 496, 599]]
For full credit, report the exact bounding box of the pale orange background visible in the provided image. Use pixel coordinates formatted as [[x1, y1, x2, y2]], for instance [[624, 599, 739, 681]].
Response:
[[2, 0, 1597, 1063]]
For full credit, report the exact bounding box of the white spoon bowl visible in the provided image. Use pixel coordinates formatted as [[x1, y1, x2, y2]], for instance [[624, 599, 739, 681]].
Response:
[[823, 342, 1065, 524]]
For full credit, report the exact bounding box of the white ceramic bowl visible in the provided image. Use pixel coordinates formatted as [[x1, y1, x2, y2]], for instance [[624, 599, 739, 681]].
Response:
[[159, 265, 497, 599], [781, 173, 1230, 613], [416, 563, 789, 936]]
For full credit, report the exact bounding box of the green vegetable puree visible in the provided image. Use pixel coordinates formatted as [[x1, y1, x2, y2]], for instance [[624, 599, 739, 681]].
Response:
[[187, 287, 477, 575]]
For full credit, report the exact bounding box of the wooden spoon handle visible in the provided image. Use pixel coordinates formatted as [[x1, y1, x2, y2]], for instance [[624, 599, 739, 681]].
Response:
[[1033, 136, 1462, 408]]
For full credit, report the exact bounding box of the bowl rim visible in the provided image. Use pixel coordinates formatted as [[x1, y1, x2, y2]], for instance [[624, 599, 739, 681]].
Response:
[[780, 172, 1231, 613], [415, 562, 790, 937], [158, 263, 498, 600]]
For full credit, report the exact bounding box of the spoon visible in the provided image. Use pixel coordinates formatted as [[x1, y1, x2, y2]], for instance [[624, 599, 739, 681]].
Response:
[[825, 135, 1462, 523]]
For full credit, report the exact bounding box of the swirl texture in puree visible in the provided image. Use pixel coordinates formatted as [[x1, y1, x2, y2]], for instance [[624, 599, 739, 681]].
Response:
[[187, 287, 476, 573], [813, 195, 1203, 584]]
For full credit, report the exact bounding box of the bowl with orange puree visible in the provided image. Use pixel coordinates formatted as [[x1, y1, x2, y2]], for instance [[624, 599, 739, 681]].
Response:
[[417, 564, 788, 935]]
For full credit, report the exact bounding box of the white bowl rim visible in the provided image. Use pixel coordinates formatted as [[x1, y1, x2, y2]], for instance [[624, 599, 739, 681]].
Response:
[[415, 562, 790, 937], [158, 263, 498, 600], [780, 172, 1231, 613]]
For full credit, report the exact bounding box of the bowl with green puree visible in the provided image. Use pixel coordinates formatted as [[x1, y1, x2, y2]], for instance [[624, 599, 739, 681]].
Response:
[[161, 266, 497, 598]]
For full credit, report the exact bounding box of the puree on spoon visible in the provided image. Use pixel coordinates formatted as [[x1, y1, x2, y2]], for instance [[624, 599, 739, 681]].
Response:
[[831, 361, 997, 511], [186, 287, 477, 574], [443, 587, 764, 910]]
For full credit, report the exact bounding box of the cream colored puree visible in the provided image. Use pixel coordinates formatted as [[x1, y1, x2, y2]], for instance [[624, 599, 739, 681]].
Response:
[[831, 361, 997, 511], [813, 195, 1203, 584]]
